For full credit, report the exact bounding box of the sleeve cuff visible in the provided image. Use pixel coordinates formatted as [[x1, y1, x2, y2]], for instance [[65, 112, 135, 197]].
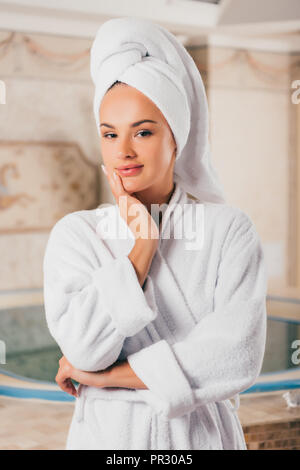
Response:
[[91, 255, 157, 337], [127, 339, 196, 419]]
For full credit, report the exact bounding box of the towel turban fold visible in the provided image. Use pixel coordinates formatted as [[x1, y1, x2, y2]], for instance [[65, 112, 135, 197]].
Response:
[[90, 16, 226, 203]]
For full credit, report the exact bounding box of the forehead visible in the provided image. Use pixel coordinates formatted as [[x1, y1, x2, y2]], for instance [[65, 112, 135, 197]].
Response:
[[100, 84, 167, 123]]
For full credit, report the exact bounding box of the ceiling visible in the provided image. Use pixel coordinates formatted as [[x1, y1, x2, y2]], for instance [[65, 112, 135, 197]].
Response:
[[0, 0, 299, 52]]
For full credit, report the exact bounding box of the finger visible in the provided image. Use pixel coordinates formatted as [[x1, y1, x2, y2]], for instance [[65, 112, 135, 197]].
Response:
[[101, 164, 108, 177], [56, 370, 77, 397], [101, 165, 119, 199], [66, 380, 78, 397], [60, 378, 77, 397], [112, 171, 127, 197], [108, 170, 128, 203]]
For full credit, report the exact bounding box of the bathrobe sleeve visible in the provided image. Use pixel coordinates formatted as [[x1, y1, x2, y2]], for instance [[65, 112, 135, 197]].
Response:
[[43, 214, 157, 372], [127, 211, 268, 419]]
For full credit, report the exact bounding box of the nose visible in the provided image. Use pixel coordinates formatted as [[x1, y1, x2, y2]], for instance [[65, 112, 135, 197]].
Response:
[[116, 137, 136, 160]]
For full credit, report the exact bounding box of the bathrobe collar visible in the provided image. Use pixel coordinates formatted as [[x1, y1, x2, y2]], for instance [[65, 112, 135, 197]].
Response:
[[157, 181, 190, 246], [159, 181, 182, 239], [108, 181, 189, 247]]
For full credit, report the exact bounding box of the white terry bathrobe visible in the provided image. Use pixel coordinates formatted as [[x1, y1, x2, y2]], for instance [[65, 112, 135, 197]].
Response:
[[43, 180, 268, 450]]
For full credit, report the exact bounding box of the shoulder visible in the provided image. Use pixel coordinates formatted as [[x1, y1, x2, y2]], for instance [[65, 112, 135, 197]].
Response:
[[190, 200, 261, 253], [188, 199, 256, 231], [202, 203, 262, 257], [48, 204, 117, 240], [43, 205, 118, 268]]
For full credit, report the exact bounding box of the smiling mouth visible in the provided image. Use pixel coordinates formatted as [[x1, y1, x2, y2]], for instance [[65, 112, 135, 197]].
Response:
[[117, 165, 143, 170], [116, 165, 144, 176]]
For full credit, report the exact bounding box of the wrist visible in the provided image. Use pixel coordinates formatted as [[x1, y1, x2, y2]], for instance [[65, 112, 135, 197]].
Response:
[[94, 364, 117, 388], [103, 360, 134, 389], [134, 237, 158, 255]]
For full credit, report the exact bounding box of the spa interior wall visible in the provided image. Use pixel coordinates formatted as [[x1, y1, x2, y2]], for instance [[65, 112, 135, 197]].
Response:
[[0, 29, 299, 370], [188, 43, 300, 300]]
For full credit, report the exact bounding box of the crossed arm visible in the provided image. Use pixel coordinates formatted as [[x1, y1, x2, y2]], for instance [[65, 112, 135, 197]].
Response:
[[45, 211, 267, 418], [55, 355, 147, 397], [53, 235, 156, 397]]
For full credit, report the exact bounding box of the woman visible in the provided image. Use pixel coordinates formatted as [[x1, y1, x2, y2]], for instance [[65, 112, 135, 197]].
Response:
[[43, 17, 268, 450]]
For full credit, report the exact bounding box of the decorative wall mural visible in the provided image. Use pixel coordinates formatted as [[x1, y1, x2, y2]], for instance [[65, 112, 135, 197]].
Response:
[[0, 141, 100, 234], [0, 162, 36, 210]]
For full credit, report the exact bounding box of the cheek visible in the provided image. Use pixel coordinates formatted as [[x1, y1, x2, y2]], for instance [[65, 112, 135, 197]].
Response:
[[148, 138, 173, 168], [144, 152, 172, 179], [100, 139, 110, 152], [100, 143, 114, 167]]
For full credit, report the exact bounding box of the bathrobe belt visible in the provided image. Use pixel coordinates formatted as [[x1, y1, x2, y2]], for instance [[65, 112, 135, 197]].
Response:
[[231, 393, 240, 412], [73, 384, 240, 449], [73, 384, 171, 449]]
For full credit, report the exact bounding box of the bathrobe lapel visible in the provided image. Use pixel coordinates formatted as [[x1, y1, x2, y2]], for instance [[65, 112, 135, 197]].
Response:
[[143, 183, 201, 343], [97, 182, 204, 344]]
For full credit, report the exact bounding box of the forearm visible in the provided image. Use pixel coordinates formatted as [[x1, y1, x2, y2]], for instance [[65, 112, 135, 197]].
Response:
[[128, 239, 157, 288], [106, 359, 148, 389], [68, 359, 148, 390]]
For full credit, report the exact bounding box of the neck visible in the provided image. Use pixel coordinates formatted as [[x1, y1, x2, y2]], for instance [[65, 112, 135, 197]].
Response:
[[158, 183, 176, 228], [139, 182, 176, 213]]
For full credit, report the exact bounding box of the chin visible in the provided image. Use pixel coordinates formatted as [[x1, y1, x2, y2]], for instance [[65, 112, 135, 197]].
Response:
[[122, 177, 144, 194]]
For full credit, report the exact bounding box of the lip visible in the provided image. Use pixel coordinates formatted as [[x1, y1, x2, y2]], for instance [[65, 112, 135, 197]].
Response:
[[117, 165, 144, 177], [116, 164, 144, 170]]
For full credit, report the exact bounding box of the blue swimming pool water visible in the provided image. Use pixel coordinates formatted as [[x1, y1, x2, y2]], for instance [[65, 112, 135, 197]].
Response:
[[0, 298, 299, 388]]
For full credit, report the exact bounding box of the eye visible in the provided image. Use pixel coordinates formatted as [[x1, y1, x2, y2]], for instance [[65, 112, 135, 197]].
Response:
[[137, 130, 152, 137], [103, 133, 116, 139], [102, 130, 152, 139]]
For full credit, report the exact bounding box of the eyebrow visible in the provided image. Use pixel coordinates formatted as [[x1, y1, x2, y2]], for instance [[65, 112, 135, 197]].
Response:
[[100, 119, 158, 129]]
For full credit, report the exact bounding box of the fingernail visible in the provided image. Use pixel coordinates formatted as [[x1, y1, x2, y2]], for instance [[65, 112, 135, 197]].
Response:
[[113, 171, 117, 180], [101, 164, 108, 176]]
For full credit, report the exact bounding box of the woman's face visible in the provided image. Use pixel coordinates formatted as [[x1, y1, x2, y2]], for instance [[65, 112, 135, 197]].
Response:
[[99, 83, 177, 195]]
